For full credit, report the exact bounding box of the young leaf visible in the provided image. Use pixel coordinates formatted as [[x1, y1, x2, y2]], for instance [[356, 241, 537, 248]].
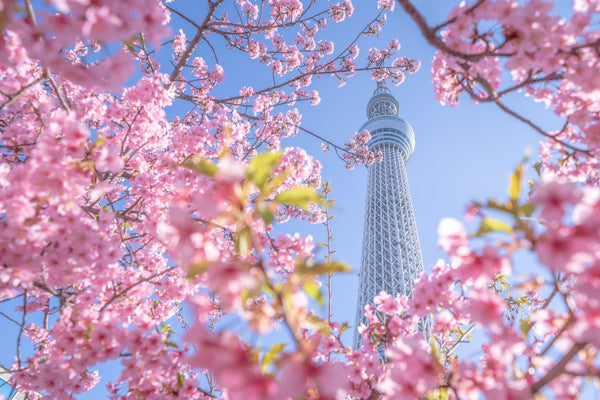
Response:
[[275, 186, 324, 211], [476, 218, 513, 236], [509, 164, 524, 202], [520, 317, 533, 337], [257, 202, 275, 225], [261, 343, 286, 374], [518, 202, 536, 217], [339, 322, 350, 336], [160, 323, 175, 335], [302, 281, 324, 306], [248, 151, 282, 190], [236, 226, 252, 256], [187, 261, 210, 279], [486, 199, 510, 213], [427, 388, 449, 400], [305, 314, 330, 334], [93, 135, 106, 148], [183, 156, 218, 177], [297, 260, 351, 276]]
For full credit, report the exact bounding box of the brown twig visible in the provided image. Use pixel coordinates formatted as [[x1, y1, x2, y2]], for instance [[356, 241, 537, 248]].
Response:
[[532, 342, 587, 393], [23, 0, 72, 112], [397, 0, 508, 61], [99, 266, 177, 313], [0, 77, 44, 110], [167, 0, 225, 87]]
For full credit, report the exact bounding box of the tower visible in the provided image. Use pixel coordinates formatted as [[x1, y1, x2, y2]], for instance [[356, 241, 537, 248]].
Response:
[[353, 81, 427, 348]]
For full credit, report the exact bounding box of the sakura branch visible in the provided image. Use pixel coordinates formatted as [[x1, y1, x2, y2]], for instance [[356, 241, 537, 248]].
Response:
[[399, 0, 599, 165], [1, 0, 600, 399]]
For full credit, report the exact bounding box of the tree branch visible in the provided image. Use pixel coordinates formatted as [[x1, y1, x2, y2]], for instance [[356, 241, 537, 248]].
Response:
[[167, 0, 225, 87], [532, 342, 587, 393]]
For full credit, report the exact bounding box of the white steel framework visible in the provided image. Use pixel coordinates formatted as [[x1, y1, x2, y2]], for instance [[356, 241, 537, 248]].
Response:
[[354, 81, 429, 348]]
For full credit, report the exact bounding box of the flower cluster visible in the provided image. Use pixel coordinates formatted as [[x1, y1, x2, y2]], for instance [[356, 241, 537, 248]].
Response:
[[2, 0, 600, 399], [341, 130, 383, 169], [422, 0, 600, 184]]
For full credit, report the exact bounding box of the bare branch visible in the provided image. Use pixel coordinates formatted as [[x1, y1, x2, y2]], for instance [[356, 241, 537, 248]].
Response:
[[0, 77, 44, 110], [493, 99, 590, 155], [167, 0, 225, 87], [396, 0, 508, 62], [532, 342, 587, 393]]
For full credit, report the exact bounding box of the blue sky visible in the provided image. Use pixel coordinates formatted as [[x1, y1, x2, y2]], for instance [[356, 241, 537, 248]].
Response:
[[280, 2, 554, 342], [0, 1, 572, 397]]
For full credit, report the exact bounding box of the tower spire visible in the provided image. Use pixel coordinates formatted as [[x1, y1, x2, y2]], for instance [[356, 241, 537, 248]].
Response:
[[374, 79, 391, 95], [366, 80, 400, 119], [354, 83, 428, 348]]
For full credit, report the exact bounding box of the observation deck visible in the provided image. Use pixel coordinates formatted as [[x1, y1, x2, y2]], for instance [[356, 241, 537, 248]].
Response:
[[360, 80, 415, 161]]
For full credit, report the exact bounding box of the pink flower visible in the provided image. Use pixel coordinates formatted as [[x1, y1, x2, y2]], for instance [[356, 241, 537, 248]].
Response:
[[172, 29, 187, 55], [216, 156, 246, 184], [463, 288, 505, 330], [82, 6, 123, 40], [315, 362, 350, 398], [277, 359, 350, 399], [536, 226, 591, 273], [156, 205, 219, 265], [532, 180, 582, 224], [95, 145, 124, 174], [378, 0, 395, 11], [465, 203, 479, 221], [380, 336, 441, 399], [437, 217, 470, 261], [374, 291, 404, 315], [209, 64, 225, 83], [456, 246, 511, 288]]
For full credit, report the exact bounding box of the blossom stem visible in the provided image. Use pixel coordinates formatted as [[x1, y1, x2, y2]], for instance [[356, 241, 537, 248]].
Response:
[[168, 0, 225, 87], [0, 77, 44, 109], [531, 342, 587, 393]]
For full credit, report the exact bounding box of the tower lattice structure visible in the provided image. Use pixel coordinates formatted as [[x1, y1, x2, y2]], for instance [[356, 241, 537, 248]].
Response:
[[354, 81, 429, 348]]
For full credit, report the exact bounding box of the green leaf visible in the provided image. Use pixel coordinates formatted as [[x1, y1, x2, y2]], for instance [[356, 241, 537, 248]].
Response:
[[236, 226, 252, 256], [429, 343, 441, 366], [240, 288, 254, 305], [476, 217, 513, 236], [518, 202, 536, 218], [247, 151, 282, 190], [160, 323, 175, 335], [84, 325, 93, 339], [94, 135, 106, 148], [187, 261, 210, 279], [339, 322, 350, 336], [428, 388, 449, 400], [520, 317, 533, 337], [509, 164, 524, 202], [302, 281, 324, 306], [297, 260, 351, 276], [183, 156, 218, 177], [123, 38, 137, 54], [257, 202, 274, 225], [275, 186, 324, 211], [177, 372, 185, 389], [305, 314, 330, 334], [262, 282, 276, 297], [261, 343, 286, 374], [486, 199, 510, 213], [321, 181, 333, 195]]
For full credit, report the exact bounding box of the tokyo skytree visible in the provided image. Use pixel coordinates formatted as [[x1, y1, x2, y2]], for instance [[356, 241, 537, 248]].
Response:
[[353, 81, 428, 348]]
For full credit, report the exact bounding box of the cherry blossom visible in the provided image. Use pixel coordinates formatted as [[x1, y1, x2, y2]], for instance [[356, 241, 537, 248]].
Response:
[[2, 0, 600, 399]]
